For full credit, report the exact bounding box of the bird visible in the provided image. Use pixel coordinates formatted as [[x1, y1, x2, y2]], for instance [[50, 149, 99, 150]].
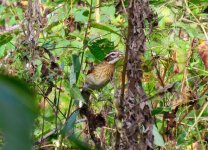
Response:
[[80, 50, 123, 147], [81, 50, 123, 104]]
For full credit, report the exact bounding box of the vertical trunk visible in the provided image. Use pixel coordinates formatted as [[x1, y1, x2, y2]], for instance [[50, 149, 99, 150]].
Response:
[[117, 0, 155, 149]]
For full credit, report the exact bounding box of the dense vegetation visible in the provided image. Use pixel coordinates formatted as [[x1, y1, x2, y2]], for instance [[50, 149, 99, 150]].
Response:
[[0, 0, 208, 149]]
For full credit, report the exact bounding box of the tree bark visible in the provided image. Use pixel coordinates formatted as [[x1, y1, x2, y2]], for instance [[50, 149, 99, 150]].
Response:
[[117, 0, 155, 149]]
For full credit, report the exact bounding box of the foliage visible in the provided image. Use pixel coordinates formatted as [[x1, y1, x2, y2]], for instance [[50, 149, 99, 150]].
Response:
[[0, 75, 37, 150], [0, 0, 208, 149]]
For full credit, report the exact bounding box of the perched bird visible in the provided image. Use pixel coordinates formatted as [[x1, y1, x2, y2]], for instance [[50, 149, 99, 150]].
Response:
[[80, 50, 123, 147], [81, 50, 123, 103]]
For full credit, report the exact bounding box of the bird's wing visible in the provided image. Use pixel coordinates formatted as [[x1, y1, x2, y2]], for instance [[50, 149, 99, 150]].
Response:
[[87, 62, 95, 74]]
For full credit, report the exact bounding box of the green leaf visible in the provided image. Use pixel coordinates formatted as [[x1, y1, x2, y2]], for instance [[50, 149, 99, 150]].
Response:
[[54, 0, 65, 4], [72, 54, 81, 80], [189, 0, 208, 4], [152, 107, 163, 115], [0, 19, 5, 25], [62, 109, 79, 136], [69, 54, 81, 85], [91, 22, 122, 37], [82, 10, 89, 17], [62, 110, 91, 149], [73, 9, 88, 23], [177, 133, 186, 144], [152, 107, 171, 115], [0, 34, 13, 46], [173, 22, 199, 38], [42, 41, 56, 50], [0, 75, 37, 150], [153, 125, 166, 148], [0, 5, 6, 14], [70, 86, 85, 103], [68, 134, 91, 150], [45, 21, 60, 32], [69, 64, 77, 86], [149, 0, 165, 5], [88, 38, 114, 61], [69, 31, 84, 40], [100, 6, 115, 22]]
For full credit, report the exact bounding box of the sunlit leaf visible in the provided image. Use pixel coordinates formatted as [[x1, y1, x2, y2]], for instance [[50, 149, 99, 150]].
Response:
[[173, 22, 199, 38], [100, 6, 115, 22], [45, 21, 59, 31], [91, 22, 121, 37], [73, 9, 88, 23]]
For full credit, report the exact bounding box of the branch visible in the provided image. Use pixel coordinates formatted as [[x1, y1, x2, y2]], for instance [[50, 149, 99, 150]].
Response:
[[0, 25, 21, 35]]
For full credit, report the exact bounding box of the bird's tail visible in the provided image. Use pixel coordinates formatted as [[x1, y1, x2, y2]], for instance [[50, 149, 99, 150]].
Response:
[[79, 87, 105, 147]]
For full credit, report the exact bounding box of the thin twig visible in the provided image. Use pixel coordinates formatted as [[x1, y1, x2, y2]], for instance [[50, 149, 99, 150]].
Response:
[[184, 0, 208, 40], [80, 0, 93, 72], [33, 111, 117, 146], [40, 97, 46, 144], [55, 78, 62, 130], [37, 85, 66, 119], [115, 23, 129, 150], [0, 25, 21, 35], [181, 38, 195, 95], [121, 0, 127, 15], [187, 101, 208, 135]]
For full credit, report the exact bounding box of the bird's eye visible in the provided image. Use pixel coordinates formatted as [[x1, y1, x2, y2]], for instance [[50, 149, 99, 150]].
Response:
[[111, 53, 116, 57]]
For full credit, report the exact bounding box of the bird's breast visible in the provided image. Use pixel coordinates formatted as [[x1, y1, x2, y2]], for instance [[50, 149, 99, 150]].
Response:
[[86, 63, 115, 90]]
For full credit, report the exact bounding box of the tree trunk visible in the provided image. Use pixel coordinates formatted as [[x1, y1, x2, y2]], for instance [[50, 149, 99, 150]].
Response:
[[117, 0, 155, 149]]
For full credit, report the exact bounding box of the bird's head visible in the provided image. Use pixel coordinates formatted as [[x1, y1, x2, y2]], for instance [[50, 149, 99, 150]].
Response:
[[104, 50, 123, 64]]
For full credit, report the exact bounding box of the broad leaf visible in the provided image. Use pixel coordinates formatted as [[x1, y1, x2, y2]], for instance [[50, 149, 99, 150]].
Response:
[[0, 34, 13, 46], [62, 109, 79, 136], [70, 85, 85, 103], [153, 125, 166, 148], [91, 22, 121, 37], [173, 22, 199, 38], [88, 38, 114, 61], [62, 109, 91, 149], [69, 55, 81, 85], [152, 107, 171, 115], [72, 54, 81, 80], [0, 75, 37, 150]]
